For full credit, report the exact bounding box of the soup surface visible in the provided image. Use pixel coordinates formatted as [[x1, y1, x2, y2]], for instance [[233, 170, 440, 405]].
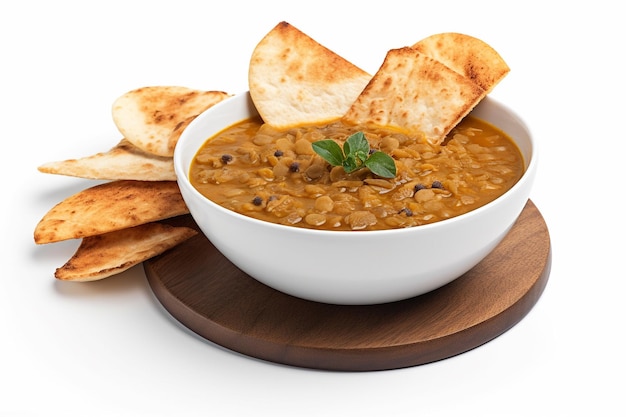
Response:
[[190, 117, 524, 231]]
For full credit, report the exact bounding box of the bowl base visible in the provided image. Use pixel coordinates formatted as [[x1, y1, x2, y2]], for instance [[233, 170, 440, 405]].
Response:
[[145, 199, 551, 371]]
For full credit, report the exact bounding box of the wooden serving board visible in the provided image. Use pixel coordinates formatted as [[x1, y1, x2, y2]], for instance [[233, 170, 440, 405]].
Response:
[[144, 200, 551, 371]]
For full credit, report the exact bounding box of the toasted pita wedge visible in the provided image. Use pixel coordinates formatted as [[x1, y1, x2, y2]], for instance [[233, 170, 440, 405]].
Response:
[[411, 33, 509, 93], [343, 47, 486, 145], [112, 87, 230, 157], [55, 222, 197, 281], [248, 21, 371, 129], [34, 180, 188, 244], [37, 139, 175, 181]]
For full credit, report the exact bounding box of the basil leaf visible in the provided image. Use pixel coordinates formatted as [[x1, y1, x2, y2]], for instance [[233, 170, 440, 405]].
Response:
[[343, 153, 359, 173], [365, 151, 397, 178], [312, 140, 344, 166], [344, 132, 370, 157], [312, 131, 397, 178]]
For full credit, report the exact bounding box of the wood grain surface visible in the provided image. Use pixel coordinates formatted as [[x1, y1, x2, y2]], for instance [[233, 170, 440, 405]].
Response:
[[144, 199, 551, 371]]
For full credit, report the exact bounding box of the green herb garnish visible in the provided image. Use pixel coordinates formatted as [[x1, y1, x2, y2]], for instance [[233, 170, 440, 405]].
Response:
[[312, 132, 397, 178]]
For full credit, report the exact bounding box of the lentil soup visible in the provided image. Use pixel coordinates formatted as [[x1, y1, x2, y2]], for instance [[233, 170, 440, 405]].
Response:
[[189, 117, 524, 231]]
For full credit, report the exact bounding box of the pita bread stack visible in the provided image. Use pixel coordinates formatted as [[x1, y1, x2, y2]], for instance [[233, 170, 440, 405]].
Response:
[[35, 87, 230, 281]]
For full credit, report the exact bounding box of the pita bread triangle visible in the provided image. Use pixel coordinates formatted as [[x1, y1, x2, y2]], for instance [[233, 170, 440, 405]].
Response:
[[411, 32, 509, 93], [54, 221, 197, 281], [343, 47, 486, 145], [248, 21, 372, 129], [112, 86, 230, 157], [37, 138, 175, 181], [34, 180, 189, 244]]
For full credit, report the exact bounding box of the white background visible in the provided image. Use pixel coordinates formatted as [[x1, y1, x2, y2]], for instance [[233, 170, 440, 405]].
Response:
[[2, 1, 624, 416]]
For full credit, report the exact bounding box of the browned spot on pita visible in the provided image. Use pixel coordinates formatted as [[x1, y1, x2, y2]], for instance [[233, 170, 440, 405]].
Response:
[[167, 115, 196, 152]]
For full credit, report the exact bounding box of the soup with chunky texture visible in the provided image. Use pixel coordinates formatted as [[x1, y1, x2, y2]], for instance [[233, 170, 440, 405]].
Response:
[[190, 116, 524, 231]]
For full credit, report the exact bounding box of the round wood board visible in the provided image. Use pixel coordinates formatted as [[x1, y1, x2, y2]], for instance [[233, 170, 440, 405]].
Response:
[[144, 200, 551, 371]]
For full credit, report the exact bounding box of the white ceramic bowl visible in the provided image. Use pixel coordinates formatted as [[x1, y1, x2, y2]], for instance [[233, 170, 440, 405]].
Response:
[[174, 92, 537, 305]]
